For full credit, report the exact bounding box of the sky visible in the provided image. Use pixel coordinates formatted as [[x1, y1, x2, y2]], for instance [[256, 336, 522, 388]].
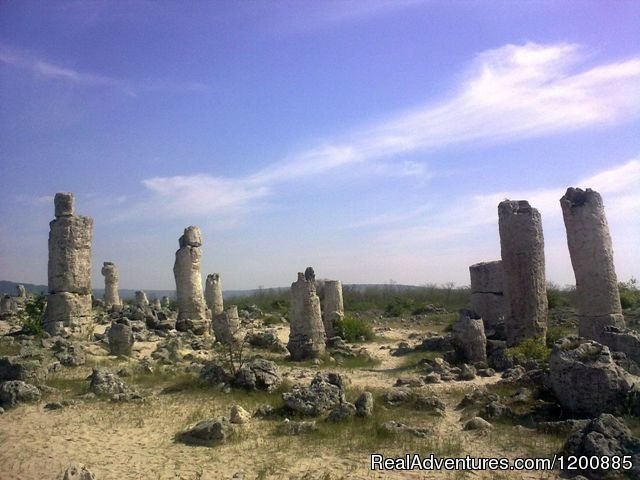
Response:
[[1, 1, 639, 291]]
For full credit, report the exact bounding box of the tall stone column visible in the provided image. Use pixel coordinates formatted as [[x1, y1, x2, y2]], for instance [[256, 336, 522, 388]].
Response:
[[469, 261, 508, 339], [16, 285, 26, 299], [43, 193, 93, 338], [174, 226, 209, 335], [287, 267, 326, 360], [205, 273, 224, 315], [101, 262, 121, 309], [498, 200, 547, 346], [322, 280, 344, 338], [135, 290, 149, 307], [560, 188, 625, 341]]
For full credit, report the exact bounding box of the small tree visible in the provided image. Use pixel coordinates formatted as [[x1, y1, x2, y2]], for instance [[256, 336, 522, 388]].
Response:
[[21, 293, 46, 336]]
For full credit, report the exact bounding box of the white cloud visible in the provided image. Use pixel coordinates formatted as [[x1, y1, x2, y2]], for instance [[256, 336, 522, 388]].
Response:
[[0, 44, 208, 96], [130, 43, 640, 220]]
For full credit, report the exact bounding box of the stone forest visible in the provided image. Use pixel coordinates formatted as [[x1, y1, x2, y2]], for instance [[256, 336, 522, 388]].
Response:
[[0, 189, 639, 480]]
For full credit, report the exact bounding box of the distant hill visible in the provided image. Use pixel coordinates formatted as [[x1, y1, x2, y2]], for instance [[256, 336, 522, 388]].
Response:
[[1, 280, 425, 301]]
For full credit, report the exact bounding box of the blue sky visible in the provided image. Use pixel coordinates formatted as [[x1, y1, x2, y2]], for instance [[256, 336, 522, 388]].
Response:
[[1, 1, 639, 291]]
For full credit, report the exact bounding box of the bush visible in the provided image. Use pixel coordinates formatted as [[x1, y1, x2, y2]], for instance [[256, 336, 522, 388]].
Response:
[[508, 338, 550, 364], [546, 284, 570, 309], [619, 277, 640, 309], [335, 315, 374, 343], [21, 293, 46, 336]]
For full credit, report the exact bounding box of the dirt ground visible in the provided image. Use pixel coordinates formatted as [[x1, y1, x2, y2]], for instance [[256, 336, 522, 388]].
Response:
[[0, 321, 564, 480]]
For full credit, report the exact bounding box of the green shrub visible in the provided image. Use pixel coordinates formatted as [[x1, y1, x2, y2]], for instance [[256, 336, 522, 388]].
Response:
[[335, 315, 374, 342], [619, 277, 640, 309], [546, 286, 569, 309], [21, 293, 46, 336], [508, 338, 550, 364]]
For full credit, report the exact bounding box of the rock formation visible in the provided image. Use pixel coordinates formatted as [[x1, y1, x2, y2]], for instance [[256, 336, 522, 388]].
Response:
[[152, 298, 161, 310], [322, 280, 344, 338], [15, 285, 26, 300], [173, 226, 209, 335], [43, 193, 93, 338], [101, 262, 121, 310], [287, 267, 326, 360], [205, 273, 224, 315], [469, 261, 507, 339], [0, 295, 14, 316], [451, 309, 487, 363], [549, 336, 639, 417], [212, 305, 242, 345], [162, 296, 170, 308], [498, 200, 547, 346], [107, 318, 134, 357], [135, 290, 149, 307], [560, 188, 625, 342]]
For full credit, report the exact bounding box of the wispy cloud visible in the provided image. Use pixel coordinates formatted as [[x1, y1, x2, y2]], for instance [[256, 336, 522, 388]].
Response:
[[0, 44, 208, 96], [132, 42, 640, 220]]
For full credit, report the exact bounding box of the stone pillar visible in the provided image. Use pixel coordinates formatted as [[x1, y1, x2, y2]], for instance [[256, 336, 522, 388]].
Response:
[[0, 295, 14, 315], [287, 267, 326, 360], [174, 226, 209, 335], [135, 290, 149, 307], [43, 193, 93, 338], [16, 285, 26, 299], [212, 305, 242, 345], [205, 273, 224, 315], [560, 188, 625, 341], [152, 298, 162, 310], [452, 309, 487, 363], [322, 280, 344, 338], [101, 262, 121, 309], [162, 296, 170, 308], [498, 200, 547, 346], [469, 261, 508, 339]]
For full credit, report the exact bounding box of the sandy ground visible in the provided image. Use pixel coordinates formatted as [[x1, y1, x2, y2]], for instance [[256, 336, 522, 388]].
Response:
[[0, 322, 562, 480]]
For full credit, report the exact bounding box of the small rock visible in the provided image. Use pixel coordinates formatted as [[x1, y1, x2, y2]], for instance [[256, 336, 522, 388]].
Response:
[[463, 417, 494, 431], [230, 405, 251, 424], [60, 463, 97, 480], [354, 391, 374, 417], [277, 419, 318, 436]]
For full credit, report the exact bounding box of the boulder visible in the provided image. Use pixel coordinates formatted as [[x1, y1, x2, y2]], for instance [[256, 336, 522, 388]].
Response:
[[0, 380, 41, 408], [282, 372, 346, 416], [175, 418, 238, 446], [233, 358, 281, 392], [549, 336, 640, 417], [562, 414, 640, 480]]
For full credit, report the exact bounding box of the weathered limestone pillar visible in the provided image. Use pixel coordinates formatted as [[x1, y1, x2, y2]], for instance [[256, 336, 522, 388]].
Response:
[[101, 262, 121, 309], [452, 309, 487, 363], [205, 273, 224, 315], [287, 267, 326, 360], [469, 261, 508, 339], [322, 280, 344, 338], [212, 305, 242, 345], [135, 290, 149, 307], [162, 296, 170, 308], [174, 226, 209, 335], [560, 188, 625, 341], [152, 298, 162, 310], [16, 285, 26, 299], [43, 193, 93, 338], [498, 200, 547, 346], [0, 295, 14, 315]]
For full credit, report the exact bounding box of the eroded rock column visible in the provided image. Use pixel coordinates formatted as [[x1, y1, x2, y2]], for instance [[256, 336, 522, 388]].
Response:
[[560, 188, 625, 341], [174, 226, 209, 335], [101, 262, 121, 310], [287, 267, 326, 360], [135, 290, 149, 307], [43, 193, 93, 338], [322, 280, 344, 338], [212, 305, 242, 345], [452, 309, 487, 363], [498, 200, 547, 346], [205, 273, 224, 315], [469, 261, 507, 339]]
